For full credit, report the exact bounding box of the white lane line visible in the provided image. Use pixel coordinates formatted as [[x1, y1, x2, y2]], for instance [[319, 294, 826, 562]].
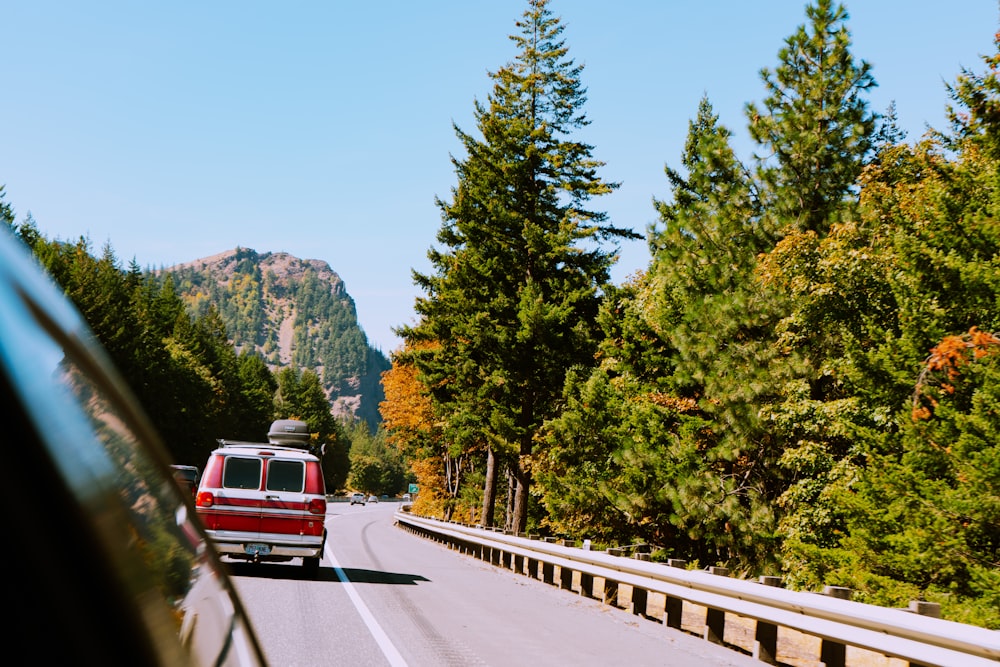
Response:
[[324, 541, 408, 667]]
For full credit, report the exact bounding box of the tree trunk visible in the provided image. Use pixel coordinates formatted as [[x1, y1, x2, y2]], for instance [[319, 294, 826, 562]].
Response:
[[511, 456, 530, 535], [510, 420, 534, 534], [505, 469, 516, 532], [481, 446, 497, 528], [443, 452, 463, 523]]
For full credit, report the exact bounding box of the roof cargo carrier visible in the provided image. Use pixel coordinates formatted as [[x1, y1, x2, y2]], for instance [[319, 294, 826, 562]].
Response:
[[267, 419, 311, 447], [216, 420, 321, 454]]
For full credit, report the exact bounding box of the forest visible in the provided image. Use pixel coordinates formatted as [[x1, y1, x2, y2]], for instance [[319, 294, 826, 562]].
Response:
[[0, 199, 407, 497], [381, 0, 1000, 628]]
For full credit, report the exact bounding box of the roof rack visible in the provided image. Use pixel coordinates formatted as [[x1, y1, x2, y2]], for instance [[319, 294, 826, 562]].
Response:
[[215, 439, 323, 457], [216, 420, 325, 455], [217, 439, 266, 448]]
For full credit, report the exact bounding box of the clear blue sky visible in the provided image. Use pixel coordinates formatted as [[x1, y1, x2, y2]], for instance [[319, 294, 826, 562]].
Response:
[[3, 1, 996, 353]]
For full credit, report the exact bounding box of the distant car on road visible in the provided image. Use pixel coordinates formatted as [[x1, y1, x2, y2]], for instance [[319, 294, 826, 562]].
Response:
[[368, 495, 378, 503], [350, 492, 366, 505], [0, 225, 266, 665], [402, 493, 412, 502]]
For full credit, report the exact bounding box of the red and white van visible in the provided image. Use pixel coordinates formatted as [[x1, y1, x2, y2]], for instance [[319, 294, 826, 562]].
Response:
[[195, 420, 327, 577]]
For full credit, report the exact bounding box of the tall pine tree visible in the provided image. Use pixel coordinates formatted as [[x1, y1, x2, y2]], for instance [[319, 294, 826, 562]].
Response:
[[646, 96, 788, 564], [401, 0, 635, 533], [746, 0, 875, 235]]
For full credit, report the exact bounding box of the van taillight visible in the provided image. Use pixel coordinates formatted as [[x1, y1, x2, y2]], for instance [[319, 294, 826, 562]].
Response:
[[308, 498, 326, 515], [196, 491, 215, 507]]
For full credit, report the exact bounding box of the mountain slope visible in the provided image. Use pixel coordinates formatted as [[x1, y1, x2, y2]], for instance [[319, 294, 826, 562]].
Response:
[[161, 247, 389, 428]]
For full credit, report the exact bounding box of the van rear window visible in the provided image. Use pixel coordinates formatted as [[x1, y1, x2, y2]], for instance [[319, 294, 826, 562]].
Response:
[[222, 457, 261, 489], [266, 459, 304, 492]]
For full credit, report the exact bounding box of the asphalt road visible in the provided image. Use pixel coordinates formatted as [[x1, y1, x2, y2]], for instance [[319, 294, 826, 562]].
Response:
[[229, 500, 761, 667]]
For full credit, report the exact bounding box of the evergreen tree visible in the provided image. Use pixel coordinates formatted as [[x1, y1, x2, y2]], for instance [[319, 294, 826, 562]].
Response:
[[942, 29, 1000, 160], [346, 422, 407, 496], [275, 367, 351, 492], [753, 35, 1000, 629], [842, 40, 1000, 625], [535, 364, 634, 542], [0, 186, 14, 230], [400, 0, 635, 533], [236, 352, 279, 438], [708, 0, 879, 566], [646, 95, 789, 564], [125, 270, 196, 461], [746, 0, 876, 235], [872, 100, 907, 153]]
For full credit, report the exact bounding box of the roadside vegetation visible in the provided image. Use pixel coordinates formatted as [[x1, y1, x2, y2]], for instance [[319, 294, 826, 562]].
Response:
[[381, 0, 1000, 627]]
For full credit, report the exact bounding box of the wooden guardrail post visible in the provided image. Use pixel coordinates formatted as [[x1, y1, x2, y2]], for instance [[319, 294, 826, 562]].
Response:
[[559, 566, 574, 590], [513, 532, 529, 573], [559, 539, 575, 590], [754, 576, 784, 665], [664, 559, 687, 629], [603, 548, 623, 607], [819, 586, 852, 667], [603, 577, 619, 607], [578, 539, 595, 597], [704, 567, 730, 644], [557, 539, 575, 590], [909, 600, 940, 617], [541, 537, 558, 584], [580, 571, 594, 599], [631, 553, 651, 617], [907, 601, 942, 667]]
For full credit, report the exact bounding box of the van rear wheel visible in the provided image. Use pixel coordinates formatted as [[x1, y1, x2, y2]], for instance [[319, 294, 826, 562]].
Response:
[[302, 556, 320, 578]]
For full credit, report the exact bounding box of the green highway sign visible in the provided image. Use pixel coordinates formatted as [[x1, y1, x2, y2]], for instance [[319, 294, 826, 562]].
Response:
[[408, 483, 419, 494]]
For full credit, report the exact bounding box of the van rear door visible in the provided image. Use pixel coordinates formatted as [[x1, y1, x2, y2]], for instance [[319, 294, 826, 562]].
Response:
[[259, 457, 325, 543], [199, 454, 265, 542]]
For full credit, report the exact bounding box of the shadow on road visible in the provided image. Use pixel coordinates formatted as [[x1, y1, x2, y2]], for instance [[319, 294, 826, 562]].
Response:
[[338, 567, 429, 585], [226, 561, 428, 585]]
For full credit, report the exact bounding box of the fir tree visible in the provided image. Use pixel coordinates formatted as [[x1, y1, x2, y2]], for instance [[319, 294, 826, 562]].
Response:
[[275, 367, 351, 492], [746, 0, 876, 235], [401, 0, 635, 533], [0, 185, 14, 230], [645, 96, 789, 564]]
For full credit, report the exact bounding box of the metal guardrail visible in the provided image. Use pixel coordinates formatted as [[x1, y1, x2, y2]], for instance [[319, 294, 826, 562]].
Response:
[[395, 512, 999, 667]]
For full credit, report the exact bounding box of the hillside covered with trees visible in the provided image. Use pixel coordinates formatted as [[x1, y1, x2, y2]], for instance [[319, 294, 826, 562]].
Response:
[[0, 207, 394, 494], [381, 0, 1000, 627], [159, 247, 390, 430]]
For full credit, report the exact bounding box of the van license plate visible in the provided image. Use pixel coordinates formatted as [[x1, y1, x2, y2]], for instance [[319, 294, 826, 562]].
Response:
[[245, 543, 271, 556]]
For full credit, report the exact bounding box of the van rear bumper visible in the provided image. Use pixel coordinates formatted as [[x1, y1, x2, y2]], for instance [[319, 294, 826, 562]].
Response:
[[205, 530, 325, 559]]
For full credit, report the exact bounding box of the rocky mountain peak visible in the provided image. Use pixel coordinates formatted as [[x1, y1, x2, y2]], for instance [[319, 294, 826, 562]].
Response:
[[163, 247, 389, 428]]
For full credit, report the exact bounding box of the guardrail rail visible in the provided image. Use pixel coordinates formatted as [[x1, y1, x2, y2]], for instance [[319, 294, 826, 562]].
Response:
[[395, 511, 999, 667]]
